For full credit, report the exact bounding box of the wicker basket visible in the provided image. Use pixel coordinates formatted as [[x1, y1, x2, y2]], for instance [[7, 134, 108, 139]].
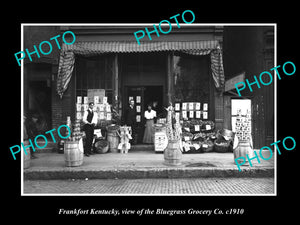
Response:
[[214, 141, 231, 153], [202, 141, 214, 152], [94, 139, 109, 154]]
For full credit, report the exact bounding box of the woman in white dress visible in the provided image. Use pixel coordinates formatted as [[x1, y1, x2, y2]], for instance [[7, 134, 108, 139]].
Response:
[[143, 104, 156, 144]]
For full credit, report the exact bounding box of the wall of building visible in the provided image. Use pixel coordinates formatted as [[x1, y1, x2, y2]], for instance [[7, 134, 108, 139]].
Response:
[[223, 26, 275, 148]]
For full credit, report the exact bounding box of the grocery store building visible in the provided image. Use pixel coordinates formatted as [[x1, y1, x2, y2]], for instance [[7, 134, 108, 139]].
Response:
[[23, 25, 274, 148]]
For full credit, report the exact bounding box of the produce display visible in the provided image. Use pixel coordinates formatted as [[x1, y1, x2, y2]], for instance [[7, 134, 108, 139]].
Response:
[[70, 99, 236, 154], [181, 119, 216, 153]]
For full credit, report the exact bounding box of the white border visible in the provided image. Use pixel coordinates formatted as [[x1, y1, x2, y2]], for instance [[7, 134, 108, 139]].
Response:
[[21, 23, 277, 197]]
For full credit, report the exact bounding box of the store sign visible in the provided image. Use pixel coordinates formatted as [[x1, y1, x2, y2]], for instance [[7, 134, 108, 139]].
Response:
[[87, 89, 105, 103], [235, 136, 296, 171], [225, 72, 245, 92], [133, 10, 195, 45], [9, 125, 71, 160]]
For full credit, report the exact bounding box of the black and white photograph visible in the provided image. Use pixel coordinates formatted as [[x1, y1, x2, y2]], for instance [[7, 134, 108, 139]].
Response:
[[4, 5, 299, 220], [20, 23, 276, 196]]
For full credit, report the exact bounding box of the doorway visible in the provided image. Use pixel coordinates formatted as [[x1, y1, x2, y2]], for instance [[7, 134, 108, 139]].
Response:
[[28, 80, 52, 133], [124, 85, 164, 144]]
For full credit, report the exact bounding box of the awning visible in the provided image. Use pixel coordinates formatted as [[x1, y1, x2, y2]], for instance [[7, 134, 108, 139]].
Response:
[[61, 40, 219, 54], [57, 40, 225, 97]]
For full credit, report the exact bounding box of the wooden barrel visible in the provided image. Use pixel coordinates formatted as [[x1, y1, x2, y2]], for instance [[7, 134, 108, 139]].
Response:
[[64, 141, 83, 167], [233, 141, 252, 164], [23, 140, 31, 169], [107, 131, 119, 153], [164, 140, 182, 166]]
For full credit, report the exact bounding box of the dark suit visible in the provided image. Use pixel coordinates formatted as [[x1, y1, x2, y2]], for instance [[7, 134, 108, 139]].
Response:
[[83, 110, 95, 155], [124, 105, 137, 144], [125, 105, 136, 126]]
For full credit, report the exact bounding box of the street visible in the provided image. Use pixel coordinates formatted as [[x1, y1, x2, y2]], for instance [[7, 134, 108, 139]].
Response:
[[23, 177, 274, 195]]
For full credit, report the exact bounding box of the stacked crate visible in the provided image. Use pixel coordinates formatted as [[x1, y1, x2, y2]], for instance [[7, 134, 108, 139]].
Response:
[[75, 96, 112, 124], [174, 102, 208, 121]]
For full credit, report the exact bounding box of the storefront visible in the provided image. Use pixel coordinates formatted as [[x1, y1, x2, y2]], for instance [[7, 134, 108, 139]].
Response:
[[22, 25, 274, 154], [55, 26, 225, 149], [57, 30, 225, 142]]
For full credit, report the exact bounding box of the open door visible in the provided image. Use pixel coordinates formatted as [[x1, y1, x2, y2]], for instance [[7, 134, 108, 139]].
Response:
[[124, 86, 164, 144]]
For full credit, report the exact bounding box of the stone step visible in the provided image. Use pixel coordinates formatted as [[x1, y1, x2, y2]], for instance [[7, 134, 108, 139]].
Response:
[[33, 142, 156, 153]]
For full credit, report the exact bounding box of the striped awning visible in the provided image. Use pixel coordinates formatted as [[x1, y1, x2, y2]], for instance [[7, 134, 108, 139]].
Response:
[[62, 40, 219, 54], [57, 40, 225, 97]]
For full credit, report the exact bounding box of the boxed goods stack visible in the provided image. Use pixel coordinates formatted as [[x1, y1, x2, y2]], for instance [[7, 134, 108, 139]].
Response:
[[76, 95, 113, 128], [235, 109, 251, 142], [66, 119, 84, 142], [154, 123, 168, 153], [175, 102, 209, 121]]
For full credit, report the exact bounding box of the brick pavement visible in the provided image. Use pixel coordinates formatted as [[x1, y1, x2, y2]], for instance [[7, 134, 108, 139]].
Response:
[[23, 177, 274, 195]]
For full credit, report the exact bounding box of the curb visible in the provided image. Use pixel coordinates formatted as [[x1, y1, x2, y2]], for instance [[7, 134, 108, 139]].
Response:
[[24, 167, 274, 180]]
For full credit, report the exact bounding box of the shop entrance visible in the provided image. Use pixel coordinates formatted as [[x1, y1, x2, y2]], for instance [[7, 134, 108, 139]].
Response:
[[124, 85, 164, 144], [28, 80, 52, 133]]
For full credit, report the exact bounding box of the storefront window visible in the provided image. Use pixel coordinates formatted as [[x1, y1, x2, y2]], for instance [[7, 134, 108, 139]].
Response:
[[173, 54, 210, 103], [76, 55, 113, 103]]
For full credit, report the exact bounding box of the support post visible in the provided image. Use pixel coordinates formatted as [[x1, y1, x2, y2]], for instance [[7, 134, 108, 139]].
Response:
[[113, 54, 119, 111], [167, 52, 174, 104]]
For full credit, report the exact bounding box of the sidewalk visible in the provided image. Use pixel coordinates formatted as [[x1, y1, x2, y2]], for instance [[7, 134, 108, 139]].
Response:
[[24, 147, 275, 180]]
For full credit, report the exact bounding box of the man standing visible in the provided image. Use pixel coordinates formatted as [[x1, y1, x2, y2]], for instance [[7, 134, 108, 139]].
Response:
[[83, 102, 97, 157], [125, 99, 137, 144], [25, 112, 39, 159]]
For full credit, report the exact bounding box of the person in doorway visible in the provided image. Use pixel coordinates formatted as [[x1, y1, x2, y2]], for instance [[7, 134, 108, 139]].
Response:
[[82, 102, 97, 157], [143, 104, 156, 144], [125, 99, 137, 144], [25, 112, 39, 159], [152, 101, 158, 110], [152, 101, 160, 123]]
